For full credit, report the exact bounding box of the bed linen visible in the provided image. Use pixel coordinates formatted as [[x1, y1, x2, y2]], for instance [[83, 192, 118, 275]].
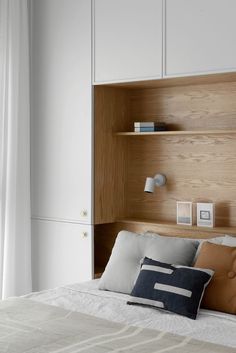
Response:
[[25, 279, 236, 349], [0, 297, 235, 353]]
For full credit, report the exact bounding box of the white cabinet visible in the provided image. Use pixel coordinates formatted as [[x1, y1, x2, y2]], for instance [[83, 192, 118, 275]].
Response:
[[32, 220, 93, 291], [94, 0, 236, 82], [164, 0, 236, 77], [30, 0, 93, 291], [31, 0, 92, 224], [93, 0, 163, 83]]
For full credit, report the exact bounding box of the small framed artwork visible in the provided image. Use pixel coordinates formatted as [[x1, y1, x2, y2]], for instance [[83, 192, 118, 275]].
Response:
[[176, 201, 192, 226], [197, 203, 215, 228]]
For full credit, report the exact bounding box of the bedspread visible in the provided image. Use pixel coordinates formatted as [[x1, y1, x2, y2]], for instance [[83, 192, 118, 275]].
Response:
[[0, 298, 235, 353], [25, 280, 236, 348]]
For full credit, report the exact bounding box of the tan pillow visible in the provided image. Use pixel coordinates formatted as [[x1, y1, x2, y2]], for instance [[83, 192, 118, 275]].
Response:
[[194, 242, 236, 315]]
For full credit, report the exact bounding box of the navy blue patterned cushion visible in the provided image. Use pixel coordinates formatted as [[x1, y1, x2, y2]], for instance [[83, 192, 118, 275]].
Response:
[[127, 257, 213, 320]]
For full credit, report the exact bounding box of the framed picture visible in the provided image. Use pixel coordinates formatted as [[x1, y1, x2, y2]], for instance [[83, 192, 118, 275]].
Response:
[[176, 201, 192, 226], [197, 203, 215, 228]]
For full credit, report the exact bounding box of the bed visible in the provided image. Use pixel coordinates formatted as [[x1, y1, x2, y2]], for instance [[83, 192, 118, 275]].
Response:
[[1, 230, 236, 352], [0, 279, 234, 352]]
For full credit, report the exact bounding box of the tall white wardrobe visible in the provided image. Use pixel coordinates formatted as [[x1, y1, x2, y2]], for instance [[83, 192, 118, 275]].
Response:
[[30, 0, 93, 290]]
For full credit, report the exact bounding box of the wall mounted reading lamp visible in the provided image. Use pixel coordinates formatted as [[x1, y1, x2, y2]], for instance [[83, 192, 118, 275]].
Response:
[[144, 174, 167, 193]]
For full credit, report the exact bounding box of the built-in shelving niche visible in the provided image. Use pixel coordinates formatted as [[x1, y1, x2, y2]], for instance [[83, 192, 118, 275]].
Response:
[[94, 72, 236, 275]]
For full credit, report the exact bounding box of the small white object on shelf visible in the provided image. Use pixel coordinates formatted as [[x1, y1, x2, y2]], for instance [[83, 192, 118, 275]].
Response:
[[176, 201, 192, 226], [197, 203, 215, 228]]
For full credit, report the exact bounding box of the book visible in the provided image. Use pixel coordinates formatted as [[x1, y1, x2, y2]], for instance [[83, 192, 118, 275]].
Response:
[[134, 122, 167, 132], [134, 127, 155, 132], [134, 122, 155, 128], [154, 126, 167, 131]]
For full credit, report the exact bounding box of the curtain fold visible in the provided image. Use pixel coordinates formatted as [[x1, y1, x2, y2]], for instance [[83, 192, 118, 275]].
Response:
[[0, 0, 32, 299]]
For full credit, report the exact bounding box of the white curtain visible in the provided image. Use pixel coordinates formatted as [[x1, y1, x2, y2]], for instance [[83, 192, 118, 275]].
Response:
[[0, 0, 31, 299]]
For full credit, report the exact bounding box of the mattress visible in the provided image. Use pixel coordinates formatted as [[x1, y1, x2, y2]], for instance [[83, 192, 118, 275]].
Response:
[[25, 279, 236, 348]]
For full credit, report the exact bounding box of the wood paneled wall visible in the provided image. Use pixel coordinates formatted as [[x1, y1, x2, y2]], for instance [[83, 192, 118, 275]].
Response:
[[94, 219, 236, 270], [130, 82, 236, 131], [126, 82, 236, 226], [95, 79, 236, 227], [94, 87, 130, 224], [126, 134, 236, 225]]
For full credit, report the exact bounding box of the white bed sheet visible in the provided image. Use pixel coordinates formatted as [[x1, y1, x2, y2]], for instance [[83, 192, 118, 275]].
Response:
[[25, 279, 236, 348]]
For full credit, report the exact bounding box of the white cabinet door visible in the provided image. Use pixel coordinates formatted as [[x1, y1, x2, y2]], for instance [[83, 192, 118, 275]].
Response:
[[32, 220, 93, 291], [165, 0, 236, 77], [94, 0, 163, 83], [31, 0, 92, 224]]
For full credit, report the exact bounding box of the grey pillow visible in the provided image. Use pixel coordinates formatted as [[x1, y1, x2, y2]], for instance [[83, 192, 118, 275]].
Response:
[[145, 231, 225, 264], [99, 230, 198, 294]]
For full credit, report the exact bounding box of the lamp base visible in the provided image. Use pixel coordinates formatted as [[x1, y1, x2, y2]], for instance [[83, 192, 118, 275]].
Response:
[[154, 174, 167, 187]]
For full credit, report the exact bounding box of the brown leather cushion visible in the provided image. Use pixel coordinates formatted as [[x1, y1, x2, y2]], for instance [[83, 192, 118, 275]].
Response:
[[194, 242, 236, 315]]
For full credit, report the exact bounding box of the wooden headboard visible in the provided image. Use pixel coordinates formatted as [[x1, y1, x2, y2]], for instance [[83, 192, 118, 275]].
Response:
[[94, 219, 236, 272]]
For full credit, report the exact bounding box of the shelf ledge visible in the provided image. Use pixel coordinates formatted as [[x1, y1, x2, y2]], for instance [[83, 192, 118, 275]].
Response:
[[115, 130, 236, 136], [116, 218, 236, 236]]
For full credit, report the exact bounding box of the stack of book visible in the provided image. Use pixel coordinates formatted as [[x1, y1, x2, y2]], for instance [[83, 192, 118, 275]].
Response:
[[134, 122, 167, 132]]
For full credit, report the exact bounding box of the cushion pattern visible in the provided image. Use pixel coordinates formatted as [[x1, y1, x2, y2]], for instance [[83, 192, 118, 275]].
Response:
[[194, 242, 236, 315], [127, 257, 213, 319]]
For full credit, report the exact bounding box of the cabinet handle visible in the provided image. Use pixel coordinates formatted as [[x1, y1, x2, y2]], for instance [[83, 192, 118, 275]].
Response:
[[81, 231, 88, 238], [80, 210, 88, 217]]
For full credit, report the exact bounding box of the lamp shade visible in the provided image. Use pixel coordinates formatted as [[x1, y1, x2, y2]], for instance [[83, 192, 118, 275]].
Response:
[[144, 177, 155, 193]]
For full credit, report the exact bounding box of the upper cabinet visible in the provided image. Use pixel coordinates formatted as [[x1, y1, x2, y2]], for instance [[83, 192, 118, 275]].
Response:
[[164, 0, 236, 77], [31, 0, 92, 224], [93, 0, 163, 84], [94, 0, 236, 83]]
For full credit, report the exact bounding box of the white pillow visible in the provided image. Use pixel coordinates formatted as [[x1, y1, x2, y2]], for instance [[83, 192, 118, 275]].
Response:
[[99, 230, 198, 294], [222, 235, 236, 246]]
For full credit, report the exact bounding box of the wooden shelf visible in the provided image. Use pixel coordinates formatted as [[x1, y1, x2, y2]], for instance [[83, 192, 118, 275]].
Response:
[[116, 130, 236, 136], [117, 218, 236, 236], [95, 81, 236, 230]]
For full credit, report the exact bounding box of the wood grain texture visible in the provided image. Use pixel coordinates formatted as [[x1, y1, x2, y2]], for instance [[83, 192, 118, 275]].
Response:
[[116, 130, 236, 136], [94, 80, 236, 227], [130, 82, 236, 131], [126, 134, 236, 225], [117, 219, 236, 236], [94, 87, 130, 224], [126, 81, 236, 226], [94, 220, 236, 272], [94, 78, 236, 272]]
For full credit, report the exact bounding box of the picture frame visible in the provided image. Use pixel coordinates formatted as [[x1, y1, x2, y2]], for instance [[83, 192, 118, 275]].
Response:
[[197, 203, 215, 228], [176, 201, 193, 226]]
